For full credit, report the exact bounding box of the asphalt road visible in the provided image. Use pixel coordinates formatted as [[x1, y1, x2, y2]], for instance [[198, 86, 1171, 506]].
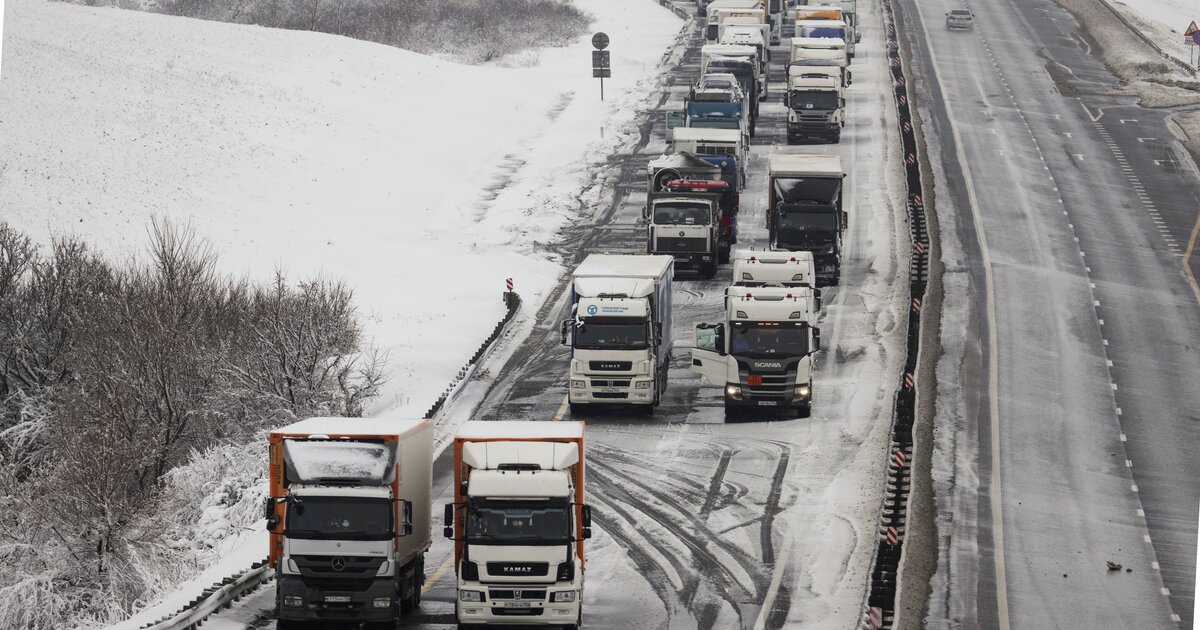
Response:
[[897, 0, 1200, 627]]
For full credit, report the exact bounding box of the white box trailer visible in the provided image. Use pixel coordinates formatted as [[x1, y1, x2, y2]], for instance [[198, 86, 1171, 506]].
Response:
[[561, 255, 674, 413]]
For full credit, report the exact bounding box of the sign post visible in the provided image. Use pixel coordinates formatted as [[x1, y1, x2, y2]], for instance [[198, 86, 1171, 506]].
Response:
[[1186, 21, 1200, 68], [592, 32, 610, 101]]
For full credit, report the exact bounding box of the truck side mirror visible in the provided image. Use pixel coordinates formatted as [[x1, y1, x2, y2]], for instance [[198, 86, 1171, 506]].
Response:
[[400, 500, 414, 537], [812, 327, 821, 353], [654, 322, 663, 346], [560, 320, 571, 345], [839, 98, 846, 108], [814, 288, 823, 311], [581, 505, 593, 539], [443, 503, 454, 539], [263, 496, 276, 521], [847, 71, 853, 86], [841, 211, 848, 230], [642, 204, 649, 221]]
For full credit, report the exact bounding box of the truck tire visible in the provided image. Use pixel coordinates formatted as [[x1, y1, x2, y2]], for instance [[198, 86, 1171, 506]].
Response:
[[704, 261, 719, 279], [796, 402, 812, 418], [831, 130, 841, 144], [568, 402, 584, 416], [719, 248, 730, 264]]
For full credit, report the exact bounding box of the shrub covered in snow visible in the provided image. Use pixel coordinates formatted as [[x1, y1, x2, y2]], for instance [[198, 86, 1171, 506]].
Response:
[[60, 0, 594, 64], [0, 220, 383, 628]]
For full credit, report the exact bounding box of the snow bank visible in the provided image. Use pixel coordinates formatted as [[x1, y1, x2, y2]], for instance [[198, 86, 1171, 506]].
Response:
[[0, 0, 683, 421]]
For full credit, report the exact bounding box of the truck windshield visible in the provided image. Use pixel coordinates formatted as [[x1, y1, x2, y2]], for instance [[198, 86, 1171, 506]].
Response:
[[466, 501, 571, 544], [654, 202, 712, 225], [778, 210, 838, 230], [574, 318, 648, 350], [789, 91, 839, 110], [729, 321, 811, 358], [773, 177, 841, 204], [286, 497, 391, 541]]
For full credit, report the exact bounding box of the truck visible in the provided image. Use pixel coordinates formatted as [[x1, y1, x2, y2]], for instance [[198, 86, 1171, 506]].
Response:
[[671, 126, 747, 191], [645, 179, 732, 274], [785, 65, 845, 144], [720, 23, 772, 77], [841, 0, 862, 43], [444, 421, 591, 629], [691, 286, 822, 419], [266, 417, 432, 629], [561, 254, 674, 413], [794, 18, 854, 59], [790, 36, 848, 66], [706, 4, 764, 42], [766, 154, 847, 285], [731, 249, 821, 308], [701, 43, 765, 113], [683, 72, 751, 142]]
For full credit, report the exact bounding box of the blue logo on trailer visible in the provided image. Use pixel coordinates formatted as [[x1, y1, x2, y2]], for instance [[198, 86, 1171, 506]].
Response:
[[587, 304, 598, 315]]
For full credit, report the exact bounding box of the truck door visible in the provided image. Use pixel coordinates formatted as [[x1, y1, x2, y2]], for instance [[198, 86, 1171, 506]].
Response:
[[691, 323, 728, 385]]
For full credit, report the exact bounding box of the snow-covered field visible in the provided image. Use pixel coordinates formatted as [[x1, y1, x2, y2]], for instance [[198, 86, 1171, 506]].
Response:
[[1, 0, 684, 623], [1110, 0, 1198, 64], [0, 0, 682, 420]]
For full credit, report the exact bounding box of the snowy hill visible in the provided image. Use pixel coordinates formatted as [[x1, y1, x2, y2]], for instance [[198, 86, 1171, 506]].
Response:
[[0, 0, 683, 420]]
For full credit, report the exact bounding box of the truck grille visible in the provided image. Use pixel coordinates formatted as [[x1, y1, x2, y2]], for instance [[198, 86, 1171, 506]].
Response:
[[655, 237, 708, 253], [593, 392, 629, 399], [489, 589, 548, 601], [293, 555, 385, 580], [743, 371, 795, 396], [591, 379, 630, 388], [588, 361, 632, 371]]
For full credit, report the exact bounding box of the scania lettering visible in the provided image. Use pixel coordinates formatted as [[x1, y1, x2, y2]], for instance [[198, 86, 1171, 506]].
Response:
[[767, 154, 847, 285], [445, 421, 590, 629], [266, 417, 432, 628], [561, 254, 674, 413], [692, 286, 822, 419]]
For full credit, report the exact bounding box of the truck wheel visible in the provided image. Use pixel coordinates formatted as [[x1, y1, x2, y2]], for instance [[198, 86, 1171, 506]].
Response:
[[719, 248, 730, 264], [568, 402, 584, 416], [705, 261, 719, 279], [831, 131, 841, 144]]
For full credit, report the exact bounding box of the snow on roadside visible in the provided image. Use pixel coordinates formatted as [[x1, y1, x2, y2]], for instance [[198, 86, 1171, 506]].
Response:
[[1108, 0, 1200, 66]]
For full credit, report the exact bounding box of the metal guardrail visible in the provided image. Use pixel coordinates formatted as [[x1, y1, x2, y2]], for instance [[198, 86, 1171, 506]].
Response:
[[858, 0, 928, 627], [136, 560, 272, 630]]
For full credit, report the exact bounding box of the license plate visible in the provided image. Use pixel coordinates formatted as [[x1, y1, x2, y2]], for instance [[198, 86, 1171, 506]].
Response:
[[324, 594, 352, 603], [757, 400, 778, 406], [503, 602, 532, 608]]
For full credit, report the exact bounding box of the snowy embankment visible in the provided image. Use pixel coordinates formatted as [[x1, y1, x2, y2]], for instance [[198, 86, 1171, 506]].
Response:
[[1108, 0, 1197, 65], [0, 0, 683, 623]]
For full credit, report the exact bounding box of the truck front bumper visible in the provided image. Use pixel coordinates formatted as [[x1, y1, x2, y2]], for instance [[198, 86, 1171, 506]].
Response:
[[276, 574, 396, 623], [457, 590, 581, 626], [787, 121, 839, 139], [569, 376, 654, 405], [724, 383, 811, 410]]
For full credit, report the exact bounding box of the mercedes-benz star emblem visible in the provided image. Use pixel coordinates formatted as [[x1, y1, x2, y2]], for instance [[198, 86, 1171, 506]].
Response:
[[679, 230, 686, 237], [331, 557, 346, 572]]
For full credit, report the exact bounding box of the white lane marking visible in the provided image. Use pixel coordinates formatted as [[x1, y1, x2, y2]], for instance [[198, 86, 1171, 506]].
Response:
[[752, 533, 794, 630], [911, 2, 1010, 626]]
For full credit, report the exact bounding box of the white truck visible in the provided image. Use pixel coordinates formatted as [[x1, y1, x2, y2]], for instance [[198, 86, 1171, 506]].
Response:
[[790, 36, 847, 65], [692, 286, 822, 419], [561, 254, 674, 413], [671, 126, 747, 191], [706, 3, 764, 42], [785, 65, 845, 143], [445, 421, 591, 629], [701, 43, 766, 105], [266, 417, 432, 628], [731, 249, 822, 310]]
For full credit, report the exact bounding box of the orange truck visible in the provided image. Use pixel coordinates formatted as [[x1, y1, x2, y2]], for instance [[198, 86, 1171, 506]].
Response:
[[443, 420, 591, 629], [266, 417, 432, 629]]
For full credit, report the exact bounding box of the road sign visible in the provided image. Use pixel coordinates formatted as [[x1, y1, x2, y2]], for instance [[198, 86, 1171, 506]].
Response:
[[1193, 31, 1200, 45], [1186, 20, 1199, 36], [592, 50, 610, 68], [592, 32, 609, 50], [592, 68, 612, 78]]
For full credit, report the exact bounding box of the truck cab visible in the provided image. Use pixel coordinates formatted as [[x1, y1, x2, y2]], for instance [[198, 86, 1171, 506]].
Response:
[[446, 422, 591, 629], [785, 66, 845, 144], [767, 154, 847, 285], [692, 286, 822, 419], [685, 73, 751, 143], [645, 180, 734, 275]]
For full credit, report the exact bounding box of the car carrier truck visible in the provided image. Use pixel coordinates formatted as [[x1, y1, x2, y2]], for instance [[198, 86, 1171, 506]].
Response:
[[266, 417, 432, 629], [445, 421, 591, 629], [691, 286, 822, 419], [766, 154, 846, 285], [561, 254, 674, 413]]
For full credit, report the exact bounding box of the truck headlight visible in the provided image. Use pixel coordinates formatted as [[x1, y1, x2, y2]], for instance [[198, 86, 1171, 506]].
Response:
[[795, 384, 812, 400], [372, 597, 392, 608], [635, 380, 651, 390], [571, 379, 586, 389], [552, 591, 577, 603], [725, 384, 743, 400], [283, 595, 304, 607], [376, 560, 391, 576], [792, 274, 806, 281], [459, 590, 483, 602]]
